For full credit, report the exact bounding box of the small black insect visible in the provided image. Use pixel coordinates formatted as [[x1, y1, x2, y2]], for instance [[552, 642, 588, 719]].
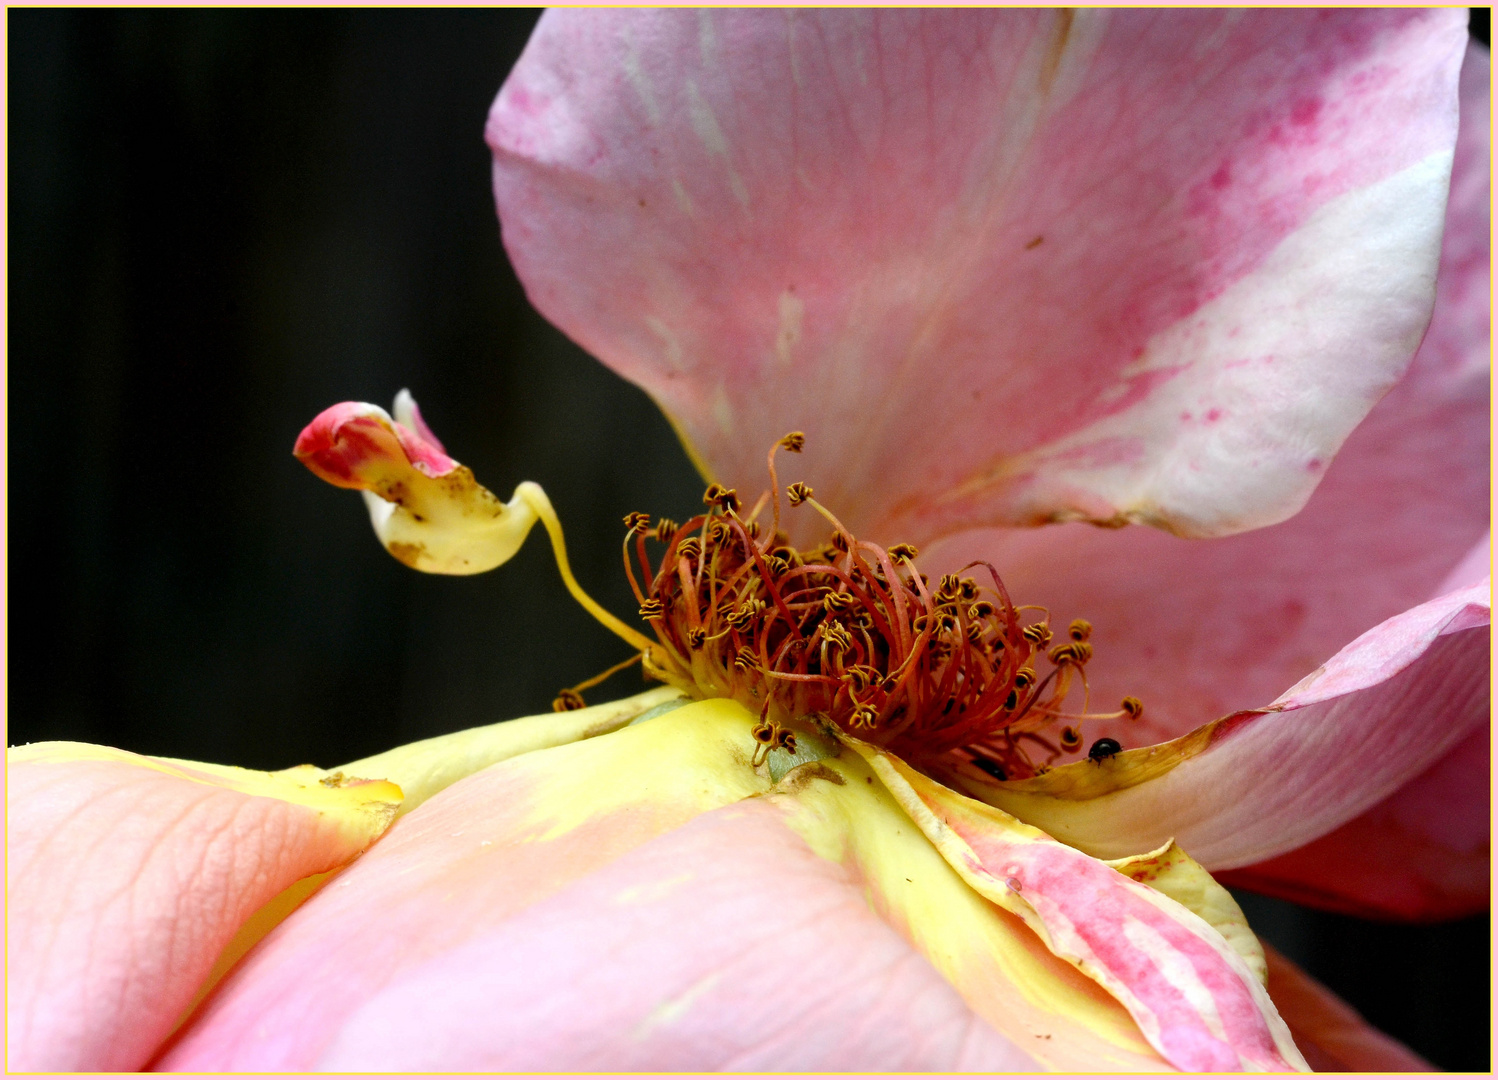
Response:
[[969, 754, 1008, 782], [1087, 737, 1122, 764]]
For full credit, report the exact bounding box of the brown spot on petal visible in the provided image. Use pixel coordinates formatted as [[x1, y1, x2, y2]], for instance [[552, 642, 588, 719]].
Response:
[[386, 541, 427, 569]]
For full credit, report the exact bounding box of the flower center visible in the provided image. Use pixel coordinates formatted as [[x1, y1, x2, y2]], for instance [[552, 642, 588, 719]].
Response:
[[564, 434, 1141, 782]]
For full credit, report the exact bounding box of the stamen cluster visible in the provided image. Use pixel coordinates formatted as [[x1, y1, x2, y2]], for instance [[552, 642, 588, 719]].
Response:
[[612, 434, 1140, 781]]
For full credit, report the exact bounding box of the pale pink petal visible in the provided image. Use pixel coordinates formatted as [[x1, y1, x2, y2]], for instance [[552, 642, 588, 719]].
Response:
[[5, 745, 400, 1071], [491, 10, 1465, 542], [158, 702, 780, 1069], [926, 41, 1489, 745], [1436, 531, 1491, 594], [158, 702, 1155, 1070], [1262, 944, 1435, 1072], [309, 804, 1038, 1072], [972, 583, 1489, 870], [1218, 723, 1488, 920]]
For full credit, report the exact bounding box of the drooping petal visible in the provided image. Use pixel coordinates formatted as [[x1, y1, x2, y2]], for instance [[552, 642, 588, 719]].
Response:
[[1261, 944, 1435, 1072], [490, 9, 1465, 542], [293, 395, 540, 575], [852, 743, 1306, 1071], [967, 582, 1489, 872], [926, 40, 1489, 746], [5, 743, 401, 1071]]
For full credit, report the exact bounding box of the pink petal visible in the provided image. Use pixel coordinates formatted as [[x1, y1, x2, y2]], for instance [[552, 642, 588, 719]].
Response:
[[859, 744, 1306, 1071], [293, 398, 457, 486], [925, 40, 1489, 747], [1218, 722, 1488, 920], [306, 804, 1039, 1072], [5, 745, 400, 1071], [1262, 944, 1435, 1072], [972, 582, 1489, 872], [159, 702, 1158, 1070], [158, 701, 782, 1069], [490, 10, 1465, 542]]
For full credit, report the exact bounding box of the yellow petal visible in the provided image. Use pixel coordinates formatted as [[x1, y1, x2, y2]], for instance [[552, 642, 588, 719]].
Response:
[[769, 750, 1169, 1070], [336, 685, 685, 817], [849, 741, 1306, 1071]]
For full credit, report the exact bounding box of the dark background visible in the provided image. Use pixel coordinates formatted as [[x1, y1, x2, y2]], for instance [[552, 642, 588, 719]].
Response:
[[8, 9, 1488, 1069]]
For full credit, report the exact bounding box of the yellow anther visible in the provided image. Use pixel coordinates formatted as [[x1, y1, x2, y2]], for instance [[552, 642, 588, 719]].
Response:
[[851, 703, 879, 729], [1022, 622, 1052, 646], [1059, 726, 1083, 753], [968, 600, 995, 620], [726, 599, 764, 631], [1013, 667, 1037, 689], [778, 432, 806, 453], [823, 591, 856, 614], [821, 622, 852, 651], [703, 483, 741, 512], [787, 482, 813, 507], [1121, 696, 1144, 719], [552, 689, 586, 712], [888, 543, 919, 562], [623, 511, 651, 534], [1048, 640, 1093, 666], [1069, 618, 1093, 642], [763, 554, 789, 576], [653, 518, 679, 543], [733, 646, 759, 673], [638, 598, 665, 620], [676, 537, 702, 561], [687, 627, 707, 650]]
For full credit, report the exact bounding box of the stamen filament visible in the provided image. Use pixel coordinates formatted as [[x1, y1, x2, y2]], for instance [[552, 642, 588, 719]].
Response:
[[564, 652, 644, 695], [516, 482, 659, 655]]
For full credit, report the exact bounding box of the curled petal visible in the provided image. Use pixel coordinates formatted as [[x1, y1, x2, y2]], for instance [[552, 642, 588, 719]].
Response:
[[968, 582, 1490, 870], [852, 743, 1306, 1072], [5, 743, 400, 1071], [1105, 842, 1266, 986], [293, 395, 539, 575], [491, 9, 1466, 542]]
